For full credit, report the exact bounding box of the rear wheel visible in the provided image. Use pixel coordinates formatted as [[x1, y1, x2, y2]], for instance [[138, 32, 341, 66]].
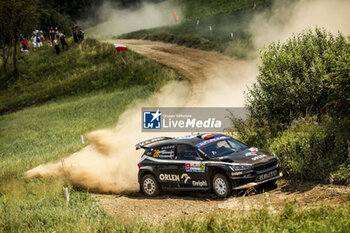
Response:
[[141, 174, 160, 197], [213, 173, 232, 198]]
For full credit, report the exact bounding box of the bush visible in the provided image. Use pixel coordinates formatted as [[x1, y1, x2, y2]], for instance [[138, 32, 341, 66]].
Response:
[[269, 117, 349, 182], [247, 28, 350, 126]]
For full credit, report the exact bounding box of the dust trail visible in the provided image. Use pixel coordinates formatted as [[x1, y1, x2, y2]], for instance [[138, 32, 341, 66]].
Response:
[[26, 0, 350, 193], [26, 81, 191, 193], [250, 0, 350, 49], [83, 1, 182, 38]]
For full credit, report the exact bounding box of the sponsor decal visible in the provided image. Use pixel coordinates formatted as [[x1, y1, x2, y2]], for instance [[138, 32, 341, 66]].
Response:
[[159, 173, 191, 183], [251, 154, 267, 161], [185, 162, 205, 173], [192, 180, 208, 187], [245, 152, 257, 156], [181, 173, 191, 183], [159, 151, 174, 159], [159, 174, 180, 182], [249, 147, 258, 152], [153, 149, 160, 158], [231, 171, 243, 176], [143, 110, 161, 129], [195, 136, 230, 147]]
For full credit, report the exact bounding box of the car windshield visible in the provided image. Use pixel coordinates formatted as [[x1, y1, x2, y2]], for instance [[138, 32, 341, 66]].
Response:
[[199, 138, 248, 158]]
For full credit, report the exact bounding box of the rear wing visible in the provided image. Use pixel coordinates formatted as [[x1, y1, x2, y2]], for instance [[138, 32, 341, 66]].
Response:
[[135, 137, 173, 150]]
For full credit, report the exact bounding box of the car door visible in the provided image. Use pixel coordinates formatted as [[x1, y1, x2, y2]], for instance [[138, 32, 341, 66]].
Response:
[[152, 144, 182, 189], [176, 144, 209, 189]]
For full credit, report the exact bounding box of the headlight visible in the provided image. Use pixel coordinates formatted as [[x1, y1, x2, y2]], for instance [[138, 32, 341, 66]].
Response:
[[230, 164, 252, 171]]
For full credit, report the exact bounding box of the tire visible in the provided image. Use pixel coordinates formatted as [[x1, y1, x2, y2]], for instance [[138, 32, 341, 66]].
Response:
[[141, 174, 160, 197], [212, 173, 232, 198]]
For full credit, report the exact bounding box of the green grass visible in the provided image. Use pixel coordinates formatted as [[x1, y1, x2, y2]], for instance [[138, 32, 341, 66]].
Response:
[[0, 38, 182, 114], [0, 85, 158, 182], [179, 0, 270, 21]]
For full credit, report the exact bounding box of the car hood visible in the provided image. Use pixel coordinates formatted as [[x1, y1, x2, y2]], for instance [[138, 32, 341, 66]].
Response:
[[211, 148, 275, 164]]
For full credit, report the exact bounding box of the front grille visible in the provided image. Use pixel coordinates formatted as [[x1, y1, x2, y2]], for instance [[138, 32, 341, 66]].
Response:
[[253, 158, 278, 172]]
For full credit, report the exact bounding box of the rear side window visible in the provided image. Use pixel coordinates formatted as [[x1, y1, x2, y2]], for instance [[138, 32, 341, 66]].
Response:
[[176, 144, 200, 160], [151, 145, 175, 160]]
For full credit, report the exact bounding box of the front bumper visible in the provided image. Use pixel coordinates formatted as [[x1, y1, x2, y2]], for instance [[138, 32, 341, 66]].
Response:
[[233, 172, 283, 190]]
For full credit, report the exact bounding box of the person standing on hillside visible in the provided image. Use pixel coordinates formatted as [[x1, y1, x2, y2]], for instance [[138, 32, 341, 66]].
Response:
[[31, 33, 37, 51], [60, 32, 68, 50], [49, 27, 55, 45], [53, 35, 60, 55], [55, 27, 60, 38], [39, 30, 45, 45], [36, 32, 42, 48], [21, 38, 29, 52]]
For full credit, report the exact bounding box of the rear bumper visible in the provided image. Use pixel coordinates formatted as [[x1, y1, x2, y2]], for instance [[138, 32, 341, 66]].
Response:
[[233, 172, 283, 190]]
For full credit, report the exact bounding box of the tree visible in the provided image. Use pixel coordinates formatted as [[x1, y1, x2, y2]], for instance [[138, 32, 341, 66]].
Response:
[[247, 28, 350, 126], [0, 0, 40, 75]]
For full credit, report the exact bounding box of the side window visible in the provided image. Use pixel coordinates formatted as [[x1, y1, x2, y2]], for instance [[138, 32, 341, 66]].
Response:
[[151, 145, 175, 160], [176, 144, 200, 160]]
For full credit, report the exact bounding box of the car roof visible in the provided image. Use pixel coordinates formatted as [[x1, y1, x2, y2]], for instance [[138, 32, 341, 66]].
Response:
[[149, 133, 227, 148]]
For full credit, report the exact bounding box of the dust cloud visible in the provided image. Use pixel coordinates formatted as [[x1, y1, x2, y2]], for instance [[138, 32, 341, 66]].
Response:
[[26, 0, 350, 193], [250, 0, 350, 49], [83, 1, 182, 38]]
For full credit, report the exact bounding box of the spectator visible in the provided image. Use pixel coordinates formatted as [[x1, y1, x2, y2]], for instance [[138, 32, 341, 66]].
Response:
[[60, 32, 68, 50], [49, 27, 55, 45], [31, 33, 37, 50], [40, 30, 45, 45], [53, 35, 60, 55], [72, 24, 78, 43], [36, 32, 42, 48], [21, 38, 29, 52], [55, 27, 60, 38]]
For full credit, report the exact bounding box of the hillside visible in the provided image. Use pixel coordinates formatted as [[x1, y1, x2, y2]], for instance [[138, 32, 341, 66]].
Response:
[[0, 39, 183, 113], [118, 0, 272, 58]]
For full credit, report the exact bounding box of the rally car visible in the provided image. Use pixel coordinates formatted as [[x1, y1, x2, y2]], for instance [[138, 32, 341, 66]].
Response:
[[136, 134, 282, 198]]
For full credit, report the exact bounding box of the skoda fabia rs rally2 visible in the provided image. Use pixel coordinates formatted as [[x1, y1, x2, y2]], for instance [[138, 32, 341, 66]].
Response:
[[136, 134, 282, 198]]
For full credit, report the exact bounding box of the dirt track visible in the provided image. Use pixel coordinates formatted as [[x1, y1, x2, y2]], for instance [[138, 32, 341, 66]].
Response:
[[98, 40, 350, 224], [109, 39, 239, 84], [94, 180, 350, 225]]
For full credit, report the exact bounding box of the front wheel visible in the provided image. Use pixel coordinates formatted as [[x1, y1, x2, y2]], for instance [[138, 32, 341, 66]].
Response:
[[213, 173, 232, 198], [141, 174, 160, 197]]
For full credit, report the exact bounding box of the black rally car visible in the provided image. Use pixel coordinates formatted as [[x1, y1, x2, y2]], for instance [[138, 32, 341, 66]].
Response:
[[136, 134, 282, 198]]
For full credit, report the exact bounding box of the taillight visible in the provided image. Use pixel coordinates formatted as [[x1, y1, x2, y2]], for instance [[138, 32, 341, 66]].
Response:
[[137, 163, 142, 168]]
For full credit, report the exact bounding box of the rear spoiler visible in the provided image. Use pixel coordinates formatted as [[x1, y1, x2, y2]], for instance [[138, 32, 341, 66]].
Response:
[[135, 137, 173, 150]]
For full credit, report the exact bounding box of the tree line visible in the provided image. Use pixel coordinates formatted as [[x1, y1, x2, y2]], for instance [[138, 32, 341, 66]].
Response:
[[0, 0, 163, 77]]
